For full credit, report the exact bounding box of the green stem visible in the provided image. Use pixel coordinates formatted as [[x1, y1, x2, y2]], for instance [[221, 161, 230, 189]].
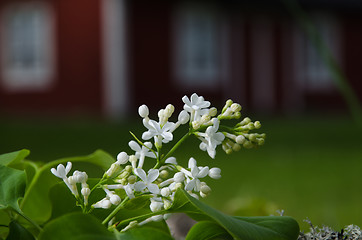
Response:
[[156, 132, 191, 168], [102, 196, 129, 225], [12, 208, 42, 232]]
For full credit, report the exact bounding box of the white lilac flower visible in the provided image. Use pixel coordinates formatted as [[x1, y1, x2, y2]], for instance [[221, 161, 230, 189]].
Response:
[[142, 119, 174, 146], [208, 167, 221, 179], [138, 104, 149, 118], [124, 183, 135, 199], [150, 199, 163, 212], [128, 141, 156, 168], [93, 198, 112, 209], [198, 118, 225, 158], [182, 93, 210, 122], [134, 168, 160, 194], [116, 152, 129, 165], [51, 162, 79, 196], [103, 188, 121, 205], [51, 162, 72, 179], [184, 158, 209, 192]]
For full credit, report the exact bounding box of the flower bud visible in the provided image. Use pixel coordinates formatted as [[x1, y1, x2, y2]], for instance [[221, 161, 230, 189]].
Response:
[[100, 199, 112, 209], [163, 199, 172, 210], [150, 201, 163, 212], [235, 135, 245, 144], [105, 163, 121, 178], [128, 175, 137, 184], [138, 104, 149, 118], [81, 187, 91, 196], [208, 167, 221, 179], [209, 107, 217, 117], [160, 187, 171, 197], [232, 144, 241, 152], [160, 170, 168, 179], [200, 185, 211, 195], [173, 172, 185, 183], [230, 103, 241, 112], [117, 152, 129, 165], [110, 194, 121, 205], [254, 121, 261, 129]]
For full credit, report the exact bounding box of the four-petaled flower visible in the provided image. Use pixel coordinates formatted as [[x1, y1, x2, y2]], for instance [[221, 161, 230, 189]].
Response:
[[134, 168, 160, 194], [199, 118, 225, 158], [51, 162, 72, 179], [182, 93, 210, 121], [185, 158, 209, 192], [142, 119, 174, 146]]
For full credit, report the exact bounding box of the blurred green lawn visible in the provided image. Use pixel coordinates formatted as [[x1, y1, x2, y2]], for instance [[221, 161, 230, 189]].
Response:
[[1, 114, 361, 231]]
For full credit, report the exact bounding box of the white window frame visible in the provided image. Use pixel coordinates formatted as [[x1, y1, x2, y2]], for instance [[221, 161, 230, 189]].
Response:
[[294, 12, 342, 91], [1, 1, 56, 91], [172, 4, 226, 88]]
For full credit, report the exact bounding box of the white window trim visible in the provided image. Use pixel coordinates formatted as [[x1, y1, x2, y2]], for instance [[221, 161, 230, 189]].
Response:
[[0, 1, 56, 92], [172, 3, 227, 89], [294, 12, 342, 92]]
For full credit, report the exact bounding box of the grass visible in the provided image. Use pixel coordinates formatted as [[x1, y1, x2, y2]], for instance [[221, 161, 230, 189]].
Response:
[[1, 114, 361, 231]]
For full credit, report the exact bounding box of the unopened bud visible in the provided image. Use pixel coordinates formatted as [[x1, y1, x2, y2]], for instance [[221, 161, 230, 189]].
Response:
[[117, 152, 129, 165], [110, 194, 121, 205], [230, 103, 241, 112], [138, 105, 149, 118], [208, 167, 221, 179], [254, 121, 261, 129], [160, 187, 171, 197], [160, 170, 168, 179], [209, 107, 217, 117], [128, 175, 137, 184], [235, 135, 245, 144]]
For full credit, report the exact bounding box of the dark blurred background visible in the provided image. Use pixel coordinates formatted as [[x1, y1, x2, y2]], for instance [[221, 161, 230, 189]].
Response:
[[1, 0, 362, 231]]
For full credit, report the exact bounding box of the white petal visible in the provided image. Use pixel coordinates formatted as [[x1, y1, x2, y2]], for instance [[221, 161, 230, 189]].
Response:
[[198, 167, 209, 178], [142, 131, 153, 140], [134, 181, 146, 192], [134, 168, 147, 181], [147, 169, 159, 183], [215, 132, 225, 142], [65, 162, 72, 175], [191, 167, 199, 178], [51, 168, 61, 178], [188, 158, 197, 169], [147, 183, 160, 194], [162, 132, 173, 142], [129, 141, 141, 152], [165, 157, 177, 165], [185, 179, 196, 191], [56, 164, 66, 178]]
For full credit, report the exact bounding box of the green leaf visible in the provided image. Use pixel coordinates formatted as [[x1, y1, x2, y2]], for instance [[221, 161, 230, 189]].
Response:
[[20, 150, 115, 223], [170, 189, 300, 240], [185, 221, 233, 240], [0, 165, 26, 212], [38, 212, 115, 240], [6, 220, 35, 240], [117, 227, 174, 240], [0, 150, 30, 166]]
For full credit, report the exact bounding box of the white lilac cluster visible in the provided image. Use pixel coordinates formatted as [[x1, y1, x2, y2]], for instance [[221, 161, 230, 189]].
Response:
[[50, 93, 265, 230]]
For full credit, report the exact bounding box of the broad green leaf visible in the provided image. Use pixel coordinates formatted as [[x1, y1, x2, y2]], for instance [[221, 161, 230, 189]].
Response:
[[38, 212, 115, 240], [0, 150, 30, 166], [20, 150, 115, 223], [170, 189, 300, 240], [6, 220, 35, 240], [0, 165, 26, 212], [185, 221, 233, 240], [117, 226, 173, 240], [124, 195, 151, 210]]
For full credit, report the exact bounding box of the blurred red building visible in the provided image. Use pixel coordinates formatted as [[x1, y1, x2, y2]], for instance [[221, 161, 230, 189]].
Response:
[[0, 0, 361, 117]]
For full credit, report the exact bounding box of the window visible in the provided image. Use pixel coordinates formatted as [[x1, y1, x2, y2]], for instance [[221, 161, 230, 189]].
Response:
[[172, 4, 225, 88], [295, 13, 341, 91], [1, 2, 55, 91]]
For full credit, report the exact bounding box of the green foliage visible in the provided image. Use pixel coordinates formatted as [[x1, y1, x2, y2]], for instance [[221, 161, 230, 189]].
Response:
[[6, 221, 35, 240], [0, 149, 300, 240], [0, 165, 26, 212], [170, 189, 300, 240], [38, 213, 115, 240]]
